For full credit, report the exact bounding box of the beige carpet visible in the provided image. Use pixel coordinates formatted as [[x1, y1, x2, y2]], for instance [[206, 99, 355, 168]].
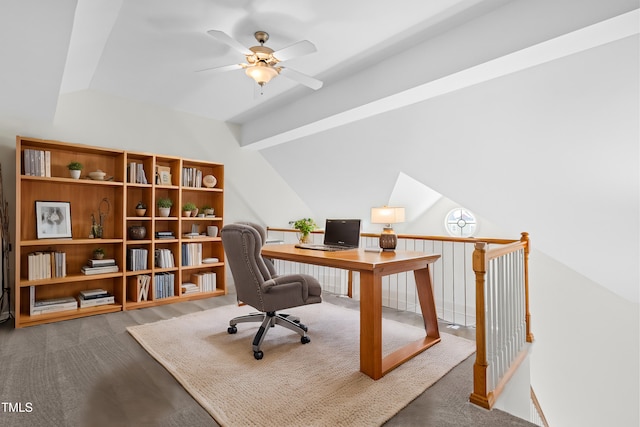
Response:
[[127, 302, 475, 427]]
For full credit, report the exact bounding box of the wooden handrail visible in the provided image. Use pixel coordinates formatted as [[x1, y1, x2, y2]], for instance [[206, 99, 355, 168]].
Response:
[[267, 227, 519, 245]]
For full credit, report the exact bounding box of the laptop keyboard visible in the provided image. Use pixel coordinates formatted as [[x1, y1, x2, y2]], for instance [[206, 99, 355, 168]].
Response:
[[295, 243, 354, 251]]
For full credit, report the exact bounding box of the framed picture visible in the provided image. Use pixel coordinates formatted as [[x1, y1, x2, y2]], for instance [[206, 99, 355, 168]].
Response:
[[35, 201, 72, 239], [156, 166, 171, 185]]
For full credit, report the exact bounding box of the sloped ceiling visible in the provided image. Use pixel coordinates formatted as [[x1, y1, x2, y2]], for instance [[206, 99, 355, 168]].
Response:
[[0, 0, 637, 302]]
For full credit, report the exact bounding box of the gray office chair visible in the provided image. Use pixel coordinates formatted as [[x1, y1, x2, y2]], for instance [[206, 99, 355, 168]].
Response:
[[221, 222, 322, 360]]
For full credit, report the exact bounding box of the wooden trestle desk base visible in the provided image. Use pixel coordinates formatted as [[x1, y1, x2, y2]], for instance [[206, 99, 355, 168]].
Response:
[[261, 244, 441, 380]]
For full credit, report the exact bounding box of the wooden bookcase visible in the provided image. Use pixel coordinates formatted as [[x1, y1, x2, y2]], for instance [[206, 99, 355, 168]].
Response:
[[15, 136, 226, 327]]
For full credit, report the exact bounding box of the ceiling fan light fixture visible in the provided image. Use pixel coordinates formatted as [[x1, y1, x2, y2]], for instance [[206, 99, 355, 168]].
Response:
[[245, 60, 279, 86]]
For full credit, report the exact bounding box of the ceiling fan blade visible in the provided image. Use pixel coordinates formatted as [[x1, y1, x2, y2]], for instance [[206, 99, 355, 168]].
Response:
[[273, 40, 317, 62], [206, 30, 252, 56], [196, 63, 244, 73], [279, 67, 323, 90]]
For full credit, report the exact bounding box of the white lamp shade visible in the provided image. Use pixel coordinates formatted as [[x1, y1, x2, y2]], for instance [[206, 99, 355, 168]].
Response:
[[371, 206, 405, 224]]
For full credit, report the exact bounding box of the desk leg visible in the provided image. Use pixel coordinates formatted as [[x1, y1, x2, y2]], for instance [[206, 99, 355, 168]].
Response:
[[415, 265, 440, 339], [359, 270, 383, 379]]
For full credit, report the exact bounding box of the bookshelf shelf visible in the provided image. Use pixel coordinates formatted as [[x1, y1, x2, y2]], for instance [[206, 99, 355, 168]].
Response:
[[15, 136, 226, 327]]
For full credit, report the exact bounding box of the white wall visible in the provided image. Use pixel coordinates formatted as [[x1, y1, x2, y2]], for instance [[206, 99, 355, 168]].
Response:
[[529, 251, 639, 427], [0, 89, 312, 298]]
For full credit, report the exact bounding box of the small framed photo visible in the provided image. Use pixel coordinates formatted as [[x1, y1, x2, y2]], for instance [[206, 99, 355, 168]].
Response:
[[156, 166, 171, 185], [35, 201, 72, 239]]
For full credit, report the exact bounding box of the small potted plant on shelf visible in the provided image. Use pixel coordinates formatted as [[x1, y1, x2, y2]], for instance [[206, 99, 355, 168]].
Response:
[[67, 161, 83, 179], [135, 201, 147, 217], [157, 197, 173, 217], [292, 218, 317, 244], [182, 202, 197, 217], [92, 247, 105, 260], [201, 205, 214, 216]]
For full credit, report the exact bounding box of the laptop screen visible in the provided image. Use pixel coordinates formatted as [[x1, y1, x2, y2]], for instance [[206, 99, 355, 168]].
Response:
[[323, 219, 361, 248]]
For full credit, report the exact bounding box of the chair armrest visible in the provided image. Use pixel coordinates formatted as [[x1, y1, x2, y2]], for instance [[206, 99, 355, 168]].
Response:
[[261, 275, 309, 298]]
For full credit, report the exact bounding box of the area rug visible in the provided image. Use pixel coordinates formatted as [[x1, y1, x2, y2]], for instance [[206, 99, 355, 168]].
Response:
[[127, 302, 475, 427]]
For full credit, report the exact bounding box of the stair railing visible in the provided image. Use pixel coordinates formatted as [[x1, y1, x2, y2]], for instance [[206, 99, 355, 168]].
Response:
[[469, 232, 534, 409]]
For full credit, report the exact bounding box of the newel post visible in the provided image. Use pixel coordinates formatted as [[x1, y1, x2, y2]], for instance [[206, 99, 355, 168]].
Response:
[[469, 242, 492, 409], [521, 232, 534, 343]]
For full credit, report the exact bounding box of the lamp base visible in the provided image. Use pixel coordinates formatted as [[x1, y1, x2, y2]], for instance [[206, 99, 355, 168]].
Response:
[[378, 227, 398, 252]]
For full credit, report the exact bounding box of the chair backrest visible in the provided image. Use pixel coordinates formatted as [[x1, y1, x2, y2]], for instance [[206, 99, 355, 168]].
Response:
[[221, 223, 273, 310]]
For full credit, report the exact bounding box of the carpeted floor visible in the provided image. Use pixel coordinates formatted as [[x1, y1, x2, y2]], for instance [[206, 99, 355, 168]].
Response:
[[0, 293, 536, 426], [127, 302, 475, 426]]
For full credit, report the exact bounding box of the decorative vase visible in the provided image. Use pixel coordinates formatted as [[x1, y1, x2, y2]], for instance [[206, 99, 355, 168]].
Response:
[[299, 233, 312, 244], [191, 208, 199, 217], [128, 226, 147, 240], [135, 208, 146, 217], [69, 169, 81, 179], [158, 207, 170, 217], [93, 252, 105, 260]]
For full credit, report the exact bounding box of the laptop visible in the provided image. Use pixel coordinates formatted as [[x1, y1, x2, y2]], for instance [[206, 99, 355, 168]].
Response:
[[295, 219, 361, 251]]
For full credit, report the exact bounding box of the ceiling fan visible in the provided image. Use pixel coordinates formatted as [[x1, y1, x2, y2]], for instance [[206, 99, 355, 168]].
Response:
[[199, 30, 323, 92]]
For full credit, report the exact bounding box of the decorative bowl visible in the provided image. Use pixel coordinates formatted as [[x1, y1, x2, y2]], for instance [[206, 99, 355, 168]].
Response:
[[128, 226, 147, 240], [89, 170, 107, 180], [202, 175, 217, 188]]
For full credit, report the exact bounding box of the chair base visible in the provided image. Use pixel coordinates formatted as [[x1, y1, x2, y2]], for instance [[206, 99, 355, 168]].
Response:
[[228, 311, 310, 359]]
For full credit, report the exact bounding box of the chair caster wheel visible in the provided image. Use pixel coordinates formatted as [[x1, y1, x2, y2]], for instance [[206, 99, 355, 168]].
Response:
[[254, 351, 264, 360], [301, 336, 311, 344], [227, 326, 237, 334]]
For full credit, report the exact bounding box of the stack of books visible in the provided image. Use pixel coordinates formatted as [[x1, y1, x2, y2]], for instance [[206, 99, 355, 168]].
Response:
[[155, 231, 175, 239], [27, 250, 66, 280], [181, 242, 202, 266], [30, 294, 77, 316], [127, 248, 148, 271], [81, 258, 119, 275], [155, 272, 175, 299], [191, 272, 217, 293], [127, 161, 148, 184], [77, 289, 115, 308], [154, 248, 175, 268], [181, 282, 200, 295], [22, 149, 51, 177]]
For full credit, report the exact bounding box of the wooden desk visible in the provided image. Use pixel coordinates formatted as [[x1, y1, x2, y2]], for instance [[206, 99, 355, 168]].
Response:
[[261, 244, 441, 380]]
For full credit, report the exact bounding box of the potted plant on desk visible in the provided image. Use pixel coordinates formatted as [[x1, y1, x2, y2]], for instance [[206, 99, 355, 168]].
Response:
[[292, 218, 316, 244]]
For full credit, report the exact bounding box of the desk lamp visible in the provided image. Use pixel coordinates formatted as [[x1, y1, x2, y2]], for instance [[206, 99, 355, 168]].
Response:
[[371, 206, 405, 251]]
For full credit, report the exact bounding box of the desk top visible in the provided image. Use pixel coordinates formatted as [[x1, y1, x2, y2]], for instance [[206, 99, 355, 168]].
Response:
[[262, 244, 440, 273]]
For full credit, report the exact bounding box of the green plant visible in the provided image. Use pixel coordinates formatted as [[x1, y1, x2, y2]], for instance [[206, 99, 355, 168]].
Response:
[[135, 201, 146, 209], [156, 197, 173, 208], [93, 247, 105, 255], [292, 218, 317, 237], [67, 161, 83, 170], [182, 202, 197, 212], [200, 204, 212, 211]]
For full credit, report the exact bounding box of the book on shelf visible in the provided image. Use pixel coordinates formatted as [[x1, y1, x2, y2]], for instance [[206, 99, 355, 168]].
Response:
[[155, 231, 174, 238], [191, 272, 217, 293], [181, 242, 203, 266], [127, 161, 148, 184], [22, 149, 51, 177], [181, 282, 200, 295], [78, 295, 115, 308], [126, 248, 148, 271], [27, 251, 66, 280], [81, 265, 119, 275], [30, 293, 77, 316], [79, 288, 110, 299], [154, 272, 175, 299], [154, 248, 175, 268], [87, 258, 117, 267]]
